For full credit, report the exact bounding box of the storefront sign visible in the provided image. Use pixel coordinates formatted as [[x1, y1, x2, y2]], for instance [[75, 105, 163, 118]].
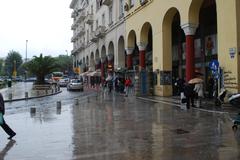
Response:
[[160, 71, 172, 85]]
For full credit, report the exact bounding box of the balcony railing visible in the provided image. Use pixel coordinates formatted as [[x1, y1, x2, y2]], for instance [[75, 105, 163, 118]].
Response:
[[85, 13, 94, 24], [95, 26, 106, 38], [90, 32, 98, 42], [102, 0, 112, 6]]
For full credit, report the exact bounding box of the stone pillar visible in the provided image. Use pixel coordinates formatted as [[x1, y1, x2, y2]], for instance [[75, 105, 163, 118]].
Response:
[[137, 42, 147, 70], [126, 48, 134, 70], [181, 23, 197, 81]]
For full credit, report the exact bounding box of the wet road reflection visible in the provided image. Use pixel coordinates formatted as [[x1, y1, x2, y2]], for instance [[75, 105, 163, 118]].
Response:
[[0, 93, 240, 159]]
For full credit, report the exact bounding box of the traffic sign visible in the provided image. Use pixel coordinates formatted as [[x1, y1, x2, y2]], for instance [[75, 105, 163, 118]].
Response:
[[209, 60, 219, 71]]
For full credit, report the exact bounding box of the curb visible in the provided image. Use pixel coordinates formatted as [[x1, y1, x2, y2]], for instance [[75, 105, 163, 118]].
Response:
[[4, 90, 62, 103], [137, 96, 229, 114]]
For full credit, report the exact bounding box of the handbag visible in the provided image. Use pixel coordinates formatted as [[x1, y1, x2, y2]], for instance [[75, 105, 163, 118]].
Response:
[[0, 112, 3, 125]]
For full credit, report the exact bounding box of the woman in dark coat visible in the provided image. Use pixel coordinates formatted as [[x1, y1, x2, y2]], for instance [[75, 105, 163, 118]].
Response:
[[0, 93, 16, 139], [184, 83, 195, 109]]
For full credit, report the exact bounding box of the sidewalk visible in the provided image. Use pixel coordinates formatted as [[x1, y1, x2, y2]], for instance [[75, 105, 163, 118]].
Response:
[[0, 82, 61, 102], [137, 95, 240, 115]]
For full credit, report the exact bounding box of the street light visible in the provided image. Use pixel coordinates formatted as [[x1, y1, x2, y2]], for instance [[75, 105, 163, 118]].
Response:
[[25, 40, 28, 62]]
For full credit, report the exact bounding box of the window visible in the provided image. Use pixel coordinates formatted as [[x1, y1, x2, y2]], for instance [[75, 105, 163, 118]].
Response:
[[96, 20, 98, 29], [91, 5, 93, 14], [130, 0, 135, 8], [119, 0, 124, 18], [102, 14, 105, 26], [109, 6, 113, 24]]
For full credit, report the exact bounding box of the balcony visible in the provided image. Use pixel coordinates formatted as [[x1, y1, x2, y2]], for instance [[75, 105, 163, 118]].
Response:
[[71, 34, 78, 42], [77, 26, 85, 37], [85, 13, 94, 24], [71, 22, 78, 30], [76, 11, 86, 23], [102, 0, 112, 6], [90, 32, 98, 42], [95, 26, 106, 38], [76, 42, 85, 51]]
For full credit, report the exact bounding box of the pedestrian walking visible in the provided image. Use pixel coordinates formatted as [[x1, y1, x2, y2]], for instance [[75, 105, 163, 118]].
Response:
[[183, 83, 195, 109], [124, 77, 132, 97], [194, 83, 204, 107], [0, 92, 16, 140]]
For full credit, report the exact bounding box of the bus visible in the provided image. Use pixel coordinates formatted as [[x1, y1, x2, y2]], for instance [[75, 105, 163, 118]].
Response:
[[51, 72, 64, 83]]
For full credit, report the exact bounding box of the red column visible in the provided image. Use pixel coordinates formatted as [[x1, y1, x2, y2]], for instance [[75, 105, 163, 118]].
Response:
[[126, 48, 134, 70], [181, 23, 197, 82], [186, 35, 195, 81], [138, 43, 147, 70], [127, 54, 133, 69], [139, 50, 145, 69]]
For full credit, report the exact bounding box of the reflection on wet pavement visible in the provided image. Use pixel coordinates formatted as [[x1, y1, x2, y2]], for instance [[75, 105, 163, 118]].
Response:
[[0, 93, 240, 159]]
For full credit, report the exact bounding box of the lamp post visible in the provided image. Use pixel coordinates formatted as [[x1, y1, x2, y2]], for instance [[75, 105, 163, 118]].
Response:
[[25, 40, 28, 62]]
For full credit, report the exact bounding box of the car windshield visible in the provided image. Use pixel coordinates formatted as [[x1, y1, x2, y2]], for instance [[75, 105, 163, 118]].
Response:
[[72, 79, 81, 83]]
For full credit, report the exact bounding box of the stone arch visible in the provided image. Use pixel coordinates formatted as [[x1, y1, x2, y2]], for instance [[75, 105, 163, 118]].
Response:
[[188, 0, 204, 25], [140, 22, 152, 44], [101, 45, 107, 59], [118, 36, 125, 68], [90, 52, 95, 71], [127, 30, 137, 48], [162, 7, 180, 70]]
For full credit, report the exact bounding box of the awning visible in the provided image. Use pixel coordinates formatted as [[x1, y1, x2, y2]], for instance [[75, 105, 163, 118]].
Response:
[[87, 70, 101, 77]]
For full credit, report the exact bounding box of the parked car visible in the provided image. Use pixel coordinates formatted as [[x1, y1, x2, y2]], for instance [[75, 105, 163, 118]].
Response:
[[58, 78, 70, 87], [67, 79, 83, 91]]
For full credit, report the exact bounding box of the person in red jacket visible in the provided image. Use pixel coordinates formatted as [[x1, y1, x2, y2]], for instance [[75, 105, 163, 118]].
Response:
[[0, 93, 16, 140], [124, 77, 132, 97]]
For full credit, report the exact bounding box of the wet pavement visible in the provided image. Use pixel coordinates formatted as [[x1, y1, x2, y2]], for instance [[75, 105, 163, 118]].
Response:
[[0, 82, 60, 101], [1, 90, 240, 160]]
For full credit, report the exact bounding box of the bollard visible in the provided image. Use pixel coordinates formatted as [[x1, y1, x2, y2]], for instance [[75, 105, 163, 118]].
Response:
[[30, 107, 36, 117], [52, 89, 54, 94], [8, 93, 12, 101], [87, 97, 90, 103], [57, 101, 61, 108], [74, 98, 79, 105], [25, 92, 28, 99], [55, 88, 58, 93], [56, 102, 61, 115]]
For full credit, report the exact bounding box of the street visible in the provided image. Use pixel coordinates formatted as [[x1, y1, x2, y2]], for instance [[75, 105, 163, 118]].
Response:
[[0, 87, 240, 160]]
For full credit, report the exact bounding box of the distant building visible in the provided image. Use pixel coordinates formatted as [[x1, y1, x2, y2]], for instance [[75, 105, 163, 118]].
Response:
[[70, 0, 125, 83]]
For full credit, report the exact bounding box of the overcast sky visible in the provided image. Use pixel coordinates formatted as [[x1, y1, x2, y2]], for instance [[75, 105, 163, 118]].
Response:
[[0, 0, 72, 59]]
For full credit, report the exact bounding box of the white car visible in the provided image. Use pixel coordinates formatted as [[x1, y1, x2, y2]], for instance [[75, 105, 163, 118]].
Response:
[[58, 78, 70, 87], [67, 79, 84, 91]]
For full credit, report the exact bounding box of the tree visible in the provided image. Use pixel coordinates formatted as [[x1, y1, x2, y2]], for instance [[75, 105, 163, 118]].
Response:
[[54, 55, 73, 75], [4, 50, 23, 77], [24, 54, 57, 84], [0, 58, 4, 76]]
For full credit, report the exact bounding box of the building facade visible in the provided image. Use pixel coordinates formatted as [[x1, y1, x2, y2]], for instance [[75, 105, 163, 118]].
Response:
[[70, 0, 126, 83], [70, 0, 240, 97]]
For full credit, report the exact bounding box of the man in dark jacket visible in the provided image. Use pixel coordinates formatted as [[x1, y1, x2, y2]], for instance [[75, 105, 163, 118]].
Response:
[[184, 83, 195, 109], [0, 93, 16, 139]]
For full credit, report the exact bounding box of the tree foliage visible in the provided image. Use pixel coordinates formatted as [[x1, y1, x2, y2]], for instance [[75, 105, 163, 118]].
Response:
[[54, 55, 73, 75], [24, 54, 57, 84], [4, 50, 23, 77]]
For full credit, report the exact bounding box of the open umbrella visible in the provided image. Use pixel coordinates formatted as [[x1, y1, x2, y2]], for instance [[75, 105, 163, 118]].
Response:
[[188, 77, 203, 84]]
